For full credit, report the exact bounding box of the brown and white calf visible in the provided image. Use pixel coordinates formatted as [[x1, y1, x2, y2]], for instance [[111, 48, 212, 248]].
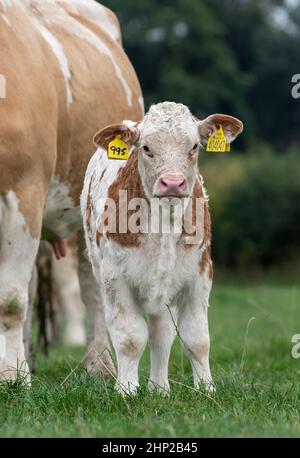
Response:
[[81, 102, 243, 394], [0, 0, 143, 381]]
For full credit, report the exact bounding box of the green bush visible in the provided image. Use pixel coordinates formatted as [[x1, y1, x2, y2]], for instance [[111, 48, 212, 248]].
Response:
[[201, 149, 300, 269]]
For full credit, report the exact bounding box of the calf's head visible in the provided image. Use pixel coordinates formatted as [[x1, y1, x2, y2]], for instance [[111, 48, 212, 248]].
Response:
[[94, 102, 243, 200]]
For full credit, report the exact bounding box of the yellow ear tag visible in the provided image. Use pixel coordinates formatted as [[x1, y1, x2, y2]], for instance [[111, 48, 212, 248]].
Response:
[[206, 126, 230, 153], [108, 135, 129, 160]]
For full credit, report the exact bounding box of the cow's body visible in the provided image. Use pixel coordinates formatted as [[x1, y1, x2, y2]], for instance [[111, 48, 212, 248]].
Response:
[[0, 0, 143, 380]]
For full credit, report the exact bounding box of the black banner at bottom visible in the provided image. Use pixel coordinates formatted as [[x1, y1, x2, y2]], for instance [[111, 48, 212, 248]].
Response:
[[0, 437, 295, 454]]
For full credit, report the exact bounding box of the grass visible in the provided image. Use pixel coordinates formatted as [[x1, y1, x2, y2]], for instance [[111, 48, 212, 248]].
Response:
[[1, 282, 300, 438]]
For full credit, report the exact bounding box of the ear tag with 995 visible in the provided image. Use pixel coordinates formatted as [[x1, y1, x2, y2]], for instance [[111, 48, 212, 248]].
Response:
[[108, 135, 129, 160]]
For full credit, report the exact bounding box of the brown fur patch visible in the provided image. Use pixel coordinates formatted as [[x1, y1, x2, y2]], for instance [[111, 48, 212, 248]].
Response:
[[97, 149, 147, 247], [198, 195, 213, 279], [181, 176, 211, 250], [203, 197, 212, 250], [85, 174, 94, 241], [96, 230, 102, 247], [199, 245, 213, 279], [121, 337, 140, 358], [0, 299, 23, 329], [182, 176, 213, 279], [94, 121, 140, 150]]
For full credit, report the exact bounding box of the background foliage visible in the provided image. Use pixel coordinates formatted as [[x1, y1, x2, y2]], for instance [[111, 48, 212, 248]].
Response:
[[100, 0, 300, 270]]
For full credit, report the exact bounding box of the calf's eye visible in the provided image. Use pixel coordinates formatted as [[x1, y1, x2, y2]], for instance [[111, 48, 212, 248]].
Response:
[[143, 145, 154, 158], [190, 144, 199, 155]]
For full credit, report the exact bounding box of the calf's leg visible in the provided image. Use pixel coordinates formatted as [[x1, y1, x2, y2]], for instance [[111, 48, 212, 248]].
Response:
[[178, 279, 214, 391], [148, 309, 177, 394], [104, 282, 148, 395], [77, 232, 114, 377]]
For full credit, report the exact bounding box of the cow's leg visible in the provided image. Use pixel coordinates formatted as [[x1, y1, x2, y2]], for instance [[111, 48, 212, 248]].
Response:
[[148, 308, 177, 394], [77, 232, 114, 377], [178, 280, 214, 391], [52, 249, 86, 346], [63, 285, 86, 347], [23, 266, 38, 372], [104, 282, 148, 395], [0, 191, 40, 382]]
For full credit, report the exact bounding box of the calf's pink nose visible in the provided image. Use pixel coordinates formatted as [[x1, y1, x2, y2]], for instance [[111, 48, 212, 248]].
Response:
[[158, 175, 187, 197]]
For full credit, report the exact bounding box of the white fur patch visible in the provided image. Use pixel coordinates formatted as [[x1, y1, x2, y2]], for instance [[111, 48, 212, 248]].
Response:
[[0, 0, 12, 10], [101, 234, 201, 315], [58, 0, 121, 43], [138, 96, 145, 115], [0, 191, 40, 301], [43, 176, 82, 239], [81, 148, 127, 234], [33, 20, 73, 108], [1, 12, 11, 25], [140, 102, 198, 141], [0, 0, 29, 12]]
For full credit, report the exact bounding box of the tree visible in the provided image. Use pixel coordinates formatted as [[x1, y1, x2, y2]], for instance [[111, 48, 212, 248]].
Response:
[[100, 0, 300, 149]]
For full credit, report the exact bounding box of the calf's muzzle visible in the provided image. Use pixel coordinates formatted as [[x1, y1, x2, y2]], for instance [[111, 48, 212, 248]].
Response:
[[157, 174, 188, 197]]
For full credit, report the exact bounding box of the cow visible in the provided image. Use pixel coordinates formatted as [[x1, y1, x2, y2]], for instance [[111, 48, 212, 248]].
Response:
[[81, 102, 243, 394], [0, 0, 143, 382]]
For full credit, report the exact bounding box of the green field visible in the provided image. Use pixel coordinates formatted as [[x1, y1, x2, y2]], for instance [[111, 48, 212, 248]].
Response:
[[1, 283, 300, 438]]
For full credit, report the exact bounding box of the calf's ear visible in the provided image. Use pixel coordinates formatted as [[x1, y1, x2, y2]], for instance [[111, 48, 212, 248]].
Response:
[[94, 122, 140, 149], [196, 114, 243, 146]]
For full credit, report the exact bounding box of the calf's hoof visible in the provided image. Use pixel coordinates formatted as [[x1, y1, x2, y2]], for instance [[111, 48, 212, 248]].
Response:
[[0, 359, 31, 385], [148, 380, 170, 396], [115, 381, 139, 396], [196, 379, 216, 394]]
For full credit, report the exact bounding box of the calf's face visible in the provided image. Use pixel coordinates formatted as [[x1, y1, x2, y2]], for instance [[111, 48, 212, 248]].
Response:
[[138, 103, 200, 199], [94, 102, 243, 200]]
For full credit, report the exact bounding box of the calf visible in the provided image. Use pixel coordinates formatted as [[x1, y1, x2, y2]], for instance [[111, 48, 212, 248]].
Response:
[[81, 102, 243, 394]]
